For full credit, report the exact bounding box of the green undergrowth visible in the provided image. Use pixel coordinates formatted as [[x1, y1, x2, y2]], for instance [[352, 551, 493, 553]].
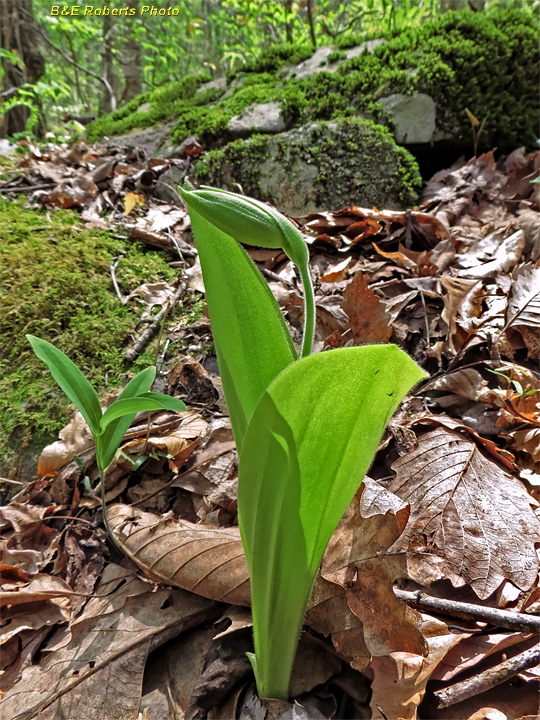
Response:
[[88, 7, 538, 152], [0, 199, 201, 478]]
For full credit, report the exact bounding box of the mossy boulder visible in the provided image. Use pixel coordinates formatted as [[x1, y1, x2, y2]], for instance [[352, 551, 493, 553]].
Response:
[[195, 117, 421, 214], [86, 8, 537, 213], [88, 8, 538, 155]]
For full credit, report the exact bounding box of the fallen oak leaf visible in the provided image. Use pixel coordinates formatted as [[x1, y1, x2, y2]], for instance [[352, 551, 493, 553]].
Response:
[[389, 427, 540, 599]]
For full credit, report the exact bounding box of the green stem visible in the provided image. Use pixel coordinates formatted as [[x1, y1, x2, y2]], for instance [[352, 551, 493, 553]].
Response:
[[98, 460, 124, 555], [299, 261, 315, 358]]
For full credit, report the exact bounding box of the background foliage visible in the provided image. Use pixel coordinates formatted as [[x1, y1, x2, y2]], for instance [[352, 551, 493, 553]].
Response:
[[1, 0, 537, 139]]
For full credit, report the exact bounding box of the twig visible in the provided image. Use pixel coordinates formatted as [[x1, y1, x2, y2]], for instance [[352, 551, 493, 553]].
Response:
[[0, 476, 25, 485], [124, 283, 185, 362], [260, 266, 296, 289], [110, 253, 126, 305], [435, 642, 540, 708], [394, 588, 540, 635]]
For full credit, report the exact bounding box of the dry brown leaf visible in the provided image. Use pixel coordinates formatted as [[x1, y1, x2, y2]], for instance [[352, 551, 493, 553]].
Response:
[[454, 229, 524, 279], [431, 632, 534, 682], [506, 264, 540, 329], [506, 427, 540, 463], [0, 503, 61, 564], [306, 575, 371, 671], [139, 622, 217, 720], [369, 615, 469, 720], [108, 506, 372, 671], [389, 428, 540, 598], [342, 272, 392, 344], [430, 368, 489, 402], [108, 504, 251, 605], [0, 564, 215, 720], [37, 411, 94, 477], [0, 573, 76, 608], [412, 414, 517, 472], [322, 479, 427, 659]]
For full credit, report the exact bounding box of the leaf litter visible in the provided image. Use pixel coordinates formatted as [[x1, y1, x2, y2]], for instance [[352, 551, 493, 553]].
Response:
[[1, 141, 539, 719]]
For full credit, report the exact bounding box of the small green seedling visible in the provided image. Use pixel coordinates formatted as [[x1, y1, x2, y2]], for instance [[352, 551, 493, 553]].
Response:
[[180, 183, 428, 700], [26, 335, 186, 542]]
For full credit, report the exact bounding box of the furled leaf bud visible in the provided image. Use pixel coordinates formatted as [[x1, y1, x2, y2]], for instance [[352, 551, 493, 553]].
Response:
[[179, 182, 309, 270]]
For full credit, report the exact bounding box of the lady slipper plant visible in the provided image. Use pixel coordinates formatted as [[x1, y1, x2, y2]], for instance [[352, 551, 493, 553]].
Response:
[[179, 182, 427, 701], [26, 335, 186, 544]]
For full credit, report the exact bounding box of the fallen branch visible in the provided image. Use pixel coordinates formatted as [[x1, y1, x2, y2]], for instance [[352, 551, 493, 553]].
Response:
[[393, 588, 540, 635], [435, 641, 540, 708], [0, 183, 56, 194], [124, 282, 185, 362]]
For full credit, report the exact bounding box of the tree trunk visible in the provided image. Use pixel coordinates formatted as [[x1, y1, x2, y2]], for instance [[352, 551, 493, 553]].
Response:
[[120, 0, 142, 103], [100, 6, 120, 113], [0, 0, 45, 137]]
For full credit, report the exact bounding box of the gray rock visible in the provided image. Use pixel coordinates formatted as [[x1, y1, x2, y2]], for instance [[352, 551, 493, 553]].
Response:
[[0, 138, 17, 156], [111, 121, 175, 157], [154, 160, 190, 203], [287, 46, 335, 79], [196, 76, 227, 97], [228, 101, 286, 136], [345, 38, 386, 59], [137, 101, 151, 114], [195, 117, 420, 215], [379, 93, 436, 144]]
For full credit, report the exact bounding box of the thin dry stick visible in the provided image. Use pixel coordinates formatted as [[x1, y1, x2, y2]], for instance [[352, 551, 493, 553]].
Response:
[[419, 290, 431, 347], [394, 588, 540, 635], [435, 642, 540, 708], [110, 253, 126, 304], [124, 283, 185, 361]]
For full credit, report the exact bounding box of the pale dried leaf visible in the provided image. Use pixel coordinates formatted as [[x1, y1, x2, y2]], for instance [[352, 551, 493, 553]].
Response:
[[369, 615, 468, 720], [430, 369, 488, 402], [37, 411, 94, 477], [389, 428, 540, 598], [454, 230, 524, 279], [506, 263, 540, 329], [0, 565, 215, 720]]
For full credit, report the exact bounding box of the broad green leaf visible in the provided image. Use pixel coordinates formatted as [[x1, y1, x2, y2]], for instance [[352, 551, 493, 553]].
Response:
[[137, 391, 188, 411], [180, 202, 297, 451], [26, 334, 102, 436], [238, 345, 427, 700], [95, 366, 156, 471], [99, 395, 186, 432]]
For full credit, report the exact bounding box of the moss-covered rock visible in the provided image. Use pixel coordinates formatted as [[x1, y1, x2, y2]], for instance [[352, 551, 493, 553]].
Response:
[[195, 117, 421, 214], [88, 8, 538, 154]]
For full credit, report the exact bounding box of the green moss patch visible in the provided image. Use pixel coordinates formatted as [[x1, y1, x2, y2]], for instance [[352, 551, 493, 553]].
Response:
[[0, 200, 195, 478]]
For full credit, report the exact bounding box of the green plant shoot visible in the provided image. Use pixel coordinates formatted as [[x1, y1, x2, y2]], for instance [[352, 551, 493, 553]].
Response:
[[180, 183, 427, 700], [26, 335, 186, 543]]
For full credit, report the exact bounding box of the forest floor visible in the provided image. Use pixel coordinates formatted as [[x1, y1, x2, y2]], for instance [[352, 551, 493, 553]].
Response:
[[0, 139, 539, 720]]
